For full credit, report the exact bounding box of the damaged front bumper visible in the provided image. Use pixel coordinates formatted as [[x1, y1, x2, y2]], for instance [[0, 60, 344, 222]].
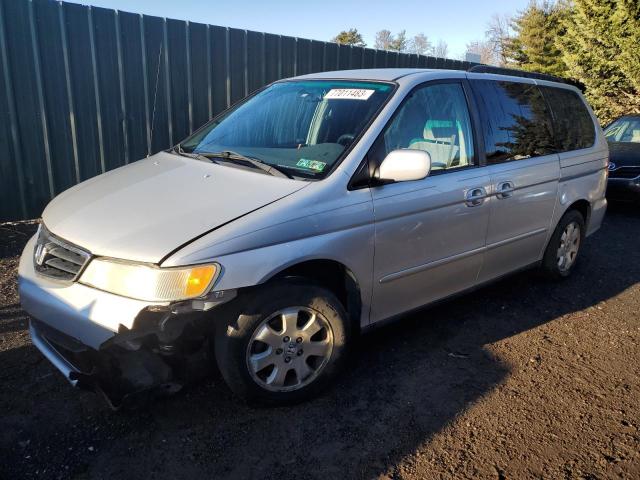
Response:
[[18, 234, 233, 408], [29, 319, 86, 388], [27, 316, 199, 409]]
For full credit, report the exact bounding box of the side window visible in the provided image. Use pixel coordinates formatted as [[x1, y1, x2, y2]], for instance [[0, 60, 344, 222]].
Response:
[[375, 83, 475, 172], [539, 86, 596, 151], [471, 80, 556, 164]]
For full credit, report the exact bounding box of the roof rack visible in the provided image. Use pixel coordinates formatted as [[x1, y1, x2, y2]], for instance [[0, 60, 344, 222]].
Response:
[[467, 65, 584, 91]]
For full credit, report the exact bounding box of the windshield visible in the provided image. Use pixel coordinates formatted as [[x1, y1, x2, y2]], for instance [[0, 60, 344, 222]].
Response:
[[179, 80, 394, 178], [604, 117, 640, 143]]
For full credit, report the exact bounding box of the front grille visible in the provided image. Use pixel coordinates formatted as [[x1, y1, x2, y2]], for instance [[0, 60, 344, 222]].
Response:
[[609, 166, 640, 179], [34, 225, 91, 281]]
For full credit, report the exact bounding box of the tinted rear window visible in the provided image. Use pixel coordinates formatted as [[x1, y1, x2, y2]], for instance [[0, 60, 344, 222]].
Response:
[[539, 86, 595, 152], [471, 80, 556, 164]]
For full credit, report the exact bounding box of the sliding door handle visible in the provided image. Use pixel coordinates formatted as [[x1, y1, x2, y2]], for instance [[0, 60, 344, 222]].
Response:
[[496, 181, 515, 199], [465, 187, 487, 207]]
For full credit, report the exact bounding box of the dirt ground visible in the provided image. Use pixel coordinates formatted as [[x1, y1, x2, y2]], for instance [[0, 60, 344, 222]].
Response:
[[1, 205, 639, 480]]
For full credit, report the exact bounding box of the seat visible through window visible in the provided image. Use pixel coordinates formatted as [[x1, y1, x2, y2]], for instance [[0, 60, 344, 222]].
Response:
[[381, 83, 474, 171]]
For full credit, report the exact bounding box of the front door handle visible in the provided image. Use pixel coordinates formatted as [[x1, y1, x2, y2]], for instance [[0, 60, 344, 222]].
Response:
[[465, 187, 487, 207], [496, 181, 515, 199]]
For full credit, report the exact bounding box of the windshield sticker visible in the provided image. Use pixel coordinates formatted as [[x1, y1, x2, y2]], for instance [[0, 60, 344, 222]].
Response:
[[324, 88, 375, 101], [296, 158, 327, 172]]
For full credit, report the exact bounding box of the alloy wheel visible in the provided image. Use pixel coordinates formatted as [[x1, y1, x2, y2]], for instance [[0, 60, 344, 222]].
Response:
[[246, 307, 334, 392], [557, 221, 581, 272]]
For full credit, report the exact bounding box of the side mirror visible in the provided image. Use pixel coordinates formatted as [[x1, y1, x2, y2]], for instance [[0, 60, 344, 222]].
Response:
[[376, 149, 431, 184]]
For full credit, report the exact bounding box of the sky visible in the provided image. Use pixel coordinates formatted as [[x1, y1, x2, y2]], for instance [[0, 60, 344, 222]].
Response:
[[65, 0, 531, 59]]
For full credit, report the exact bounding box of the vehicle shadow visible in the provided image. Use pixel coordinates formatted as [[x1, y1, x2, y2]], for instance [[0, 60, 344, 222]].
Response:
[[1, 206, 639, 479]]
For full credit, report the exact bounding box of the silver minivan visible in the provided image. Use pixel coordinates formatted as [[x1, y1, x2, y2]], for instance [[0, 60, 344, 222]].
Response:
[[18, 68, 608, 406]]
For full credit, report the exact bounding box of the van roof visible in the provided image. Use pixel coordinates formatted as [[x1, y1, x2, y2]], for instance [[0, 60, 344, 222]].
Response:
[[292, 68, 579, 91], [293, 68, 445, 82]]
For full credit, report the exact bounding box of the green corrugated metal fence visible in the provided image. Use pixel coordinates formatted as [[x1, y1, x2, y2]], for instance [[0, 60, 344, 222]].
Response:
[[0, 0, 478, 221]]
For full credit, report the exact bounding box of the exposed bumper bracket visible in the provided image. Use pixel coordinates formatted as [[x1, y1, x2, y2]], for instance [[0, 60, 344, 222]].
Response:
[[29, 320, 83, 387]]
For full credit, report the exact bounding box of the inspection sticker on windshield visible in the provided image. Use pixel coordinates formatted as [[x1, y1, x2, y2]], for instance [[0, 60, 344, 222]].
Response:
[[296, 158, 327, 172], [324, 88, 375, 100]]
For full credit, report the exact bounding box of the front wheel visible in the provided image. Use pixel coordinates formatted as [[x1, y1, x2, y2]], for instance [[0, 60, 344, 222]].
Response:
[[214, 281, 350, 405], [541, 209, 585, 279]]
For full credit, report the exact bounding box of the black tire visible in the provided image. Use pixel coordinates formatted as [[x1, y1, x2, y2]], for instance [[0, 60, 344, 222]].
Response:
[[214, 281, 351, 405], [541, 209, 586, 280]]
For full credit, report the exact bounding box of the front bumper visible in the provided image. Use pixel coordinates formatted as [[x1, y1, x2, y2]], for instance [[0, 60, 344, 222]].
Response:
[[28, 317, 179, 408], [18, 235, 170, 349], [607, 177, 640, 202], [29, 319, 85, 387], [18, 234, 214, 407]]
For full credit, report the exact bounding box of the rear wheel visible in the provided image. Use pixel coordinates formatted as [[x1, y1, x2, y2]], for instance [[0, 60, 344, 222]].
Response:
[[541, 209, 585, 279], [214, 281, 350, 405]]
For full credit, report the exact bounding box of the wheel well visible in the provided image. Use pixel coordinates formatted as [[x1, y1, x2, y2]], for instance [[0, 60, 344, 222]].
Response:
[[269, 260, 362, 333], [567, 199, 591, 227]]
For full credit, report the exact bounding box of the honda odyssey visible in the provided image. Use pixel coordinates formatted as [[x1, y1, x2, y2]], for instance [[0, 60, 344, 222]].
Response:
[[18, 68, 608, 407]]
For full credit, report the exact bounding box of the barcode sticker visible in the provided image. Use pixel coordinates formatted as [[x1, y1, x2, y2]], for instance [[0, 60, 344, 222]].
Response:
[[324, 88, 375, 100]]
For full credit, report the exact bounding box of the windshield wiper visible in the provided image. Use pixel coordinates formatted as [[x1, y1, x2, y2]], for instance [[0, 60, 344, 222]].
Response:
[[172, 146, 294, 179], [202, 150, 294, 179], [171, 145, 219, 164]]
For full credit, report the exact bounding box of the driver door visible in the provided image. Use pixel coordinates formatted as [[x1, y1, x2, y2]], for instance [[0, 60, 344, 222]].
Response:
[[369, 81, 491, 322]]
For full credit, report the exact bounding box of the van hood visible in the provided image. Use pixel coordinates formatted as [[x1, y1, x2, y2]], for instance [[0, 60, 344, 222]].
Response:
[[42, 152, 308, 263]]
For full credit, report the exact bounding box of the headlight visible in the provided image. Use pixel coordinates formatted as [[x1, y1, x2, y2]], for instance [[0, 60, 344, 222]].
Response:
[[79, 258, 219, 302]]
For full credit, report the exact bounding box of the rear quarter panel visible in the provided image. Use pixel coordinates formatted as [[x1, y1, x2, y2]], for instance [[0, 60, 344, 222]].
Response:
[[556, 147, 608, 237], [554, 136, 608, 236]]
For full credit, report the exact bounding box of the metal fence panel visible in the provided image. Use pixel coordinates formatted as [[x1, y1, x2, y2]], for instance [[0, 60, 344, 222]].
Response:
[[65, 2, 102, 181], [310, 40, 324, 73], [337, 44, 350, 70], [143, 14, 170, 153], [0, 0, 24, 220], [363, 48, 375, 69], [246, 30, 265, 93], [167, 18, 189, 143], [0, 0, 478, 221], [296, 38, 310, 76], [280, 35, 295, 78], [93, 6, 127, 172], [118, 11, 148, 161], [209, 25, 228, 116], [351, 46, 364, 69], [33, 0, 76, 196], [189, 22, 211, 132], [324, 42, 338, 71], [6, 0, 56, 219], [228, 27, 246, 104]]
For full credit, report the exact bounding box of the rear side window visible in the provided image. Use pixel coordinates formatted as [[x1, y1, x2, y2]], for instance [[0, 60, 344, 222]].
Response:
[[539, 86, 595, 152], [471, 80, 556, 164]]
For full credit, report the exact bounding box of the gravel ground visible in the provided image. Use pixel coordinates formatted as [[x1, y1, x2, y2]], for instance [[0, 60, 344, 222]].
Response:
[[1, 206, 639, 480]]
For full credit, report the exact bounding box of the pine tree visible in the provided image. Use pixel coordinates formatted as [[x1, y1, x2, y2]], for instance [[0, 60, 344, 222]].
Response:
[[332, 29, 366, 47], [559, 0, 640, 123], [612, 0, 640, 99], [504, 1, 568, 77]]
